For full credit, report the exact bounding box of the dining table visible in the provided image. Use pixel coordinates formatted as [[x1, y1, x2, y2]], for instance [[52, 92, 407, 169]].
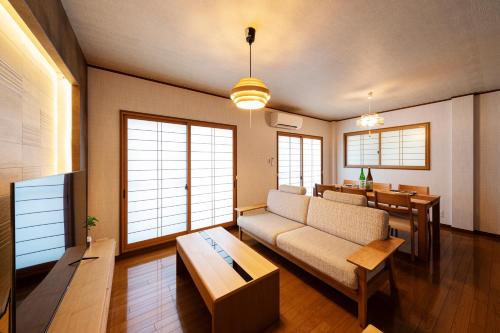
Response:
[[329, 185, 441, 262]]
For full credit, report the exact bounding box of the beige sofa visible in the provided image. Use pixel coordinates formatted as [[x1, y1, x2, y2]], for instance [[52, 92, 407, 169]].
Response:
[[236, 186, 404, 328]]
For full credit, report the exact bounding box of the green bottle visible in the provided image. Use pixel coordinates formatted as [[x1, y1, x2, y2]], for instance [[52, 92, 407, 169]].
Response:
[[359, 168, 366, 189]]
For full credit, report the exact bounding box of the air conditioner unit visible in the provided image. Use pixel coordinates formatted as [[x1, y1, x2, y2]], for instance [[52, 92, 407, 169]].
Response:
[[270, 112, 303, 130]]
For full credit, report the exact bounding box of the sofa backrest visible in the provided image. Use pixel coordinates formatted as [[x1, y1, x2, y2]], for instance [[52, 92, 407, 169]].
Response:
[[278, 185, 306, 195], [323, 190, 367, 207], [267, 189, 310, 224], [306, 197, 388, 245]]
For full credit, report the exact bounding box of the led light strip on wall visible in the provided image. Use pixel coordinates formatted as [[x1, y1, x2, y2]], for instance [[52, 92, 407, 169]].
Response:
[[0, 1, 73, 173]]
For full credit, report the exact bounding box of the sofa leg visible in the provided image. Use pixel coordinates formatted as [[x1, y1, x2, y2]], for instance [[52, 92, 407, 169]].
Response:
[[358, 268, 368, 328], [387, 256, 397, 296], [238, 227, 243, 240]]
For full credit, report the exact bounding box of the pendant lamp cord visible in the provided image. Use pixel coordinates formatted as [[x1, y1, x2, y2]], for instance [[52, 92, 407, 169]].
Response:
[[249, 43, 252, 77], [368, 93, 372, 135], [249, 42, 253, 128]]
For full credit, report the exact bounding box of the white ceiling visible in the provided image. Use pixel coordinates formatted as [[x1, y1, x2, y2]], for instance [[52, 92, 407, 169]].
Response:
[[62, 0, 500, 120]]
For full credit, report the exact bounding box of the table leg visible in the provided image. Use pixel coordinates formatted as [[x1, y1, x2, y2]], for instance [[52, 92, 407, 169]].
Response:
[[417, 204, 429, 261], [176, 247, 187, 276], [432, 201, 441, 251]]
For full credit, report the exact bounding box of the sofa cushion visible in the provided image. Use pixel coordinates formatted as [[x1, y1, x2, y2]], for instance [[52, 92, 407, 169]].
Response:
[[238, 212, 305, 245], [323, 190, 367, 207], [276, 226, 384, 289], [267, 189, 310, 224], [278, 185, 306, 195], [307, 197, 388, 246]]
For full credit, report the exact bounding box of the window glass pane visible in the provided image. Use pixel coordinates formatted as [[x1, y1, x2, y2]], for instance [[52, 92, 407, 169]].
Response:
[[278, 135, 301, 187], [303, 138, 322, 196]]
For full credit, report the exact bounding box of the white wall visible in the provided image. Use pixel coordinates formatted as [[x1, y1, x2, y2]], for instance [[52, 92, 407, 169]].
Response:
[[87, 68, 332, 252], [335, 101, 453, 224], [335, 92, 500, 235]]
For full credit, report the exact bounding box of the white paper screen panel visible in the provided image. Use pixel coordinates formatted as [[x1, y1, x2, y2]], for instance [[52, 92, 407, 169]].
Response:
[[381, 130, 400, 166], [362, 133, 379, 165], [401, 127, 426, 166], [190, 126, 234, 230], [346, 133, 379, 166], [346, 135, 361, 166], [381, 127, 426, 167], [303, 138, 322, 195], [127, 119, 188, 244], [278, 135, 301, 187], [346, 123, 428, 169]]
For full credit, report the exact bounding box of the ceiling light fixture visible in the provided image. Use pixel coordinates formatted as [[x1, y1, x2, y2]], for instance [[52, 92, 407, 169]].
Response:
[[230, 27, 270, 110], [356, 92, 384, 128]]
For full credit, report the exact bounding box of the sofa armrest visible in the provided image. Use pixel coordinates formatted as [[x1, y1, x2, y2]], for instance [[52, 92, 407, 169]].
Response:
[[235, 204, 267, 216], [347, 237, 405, 271]]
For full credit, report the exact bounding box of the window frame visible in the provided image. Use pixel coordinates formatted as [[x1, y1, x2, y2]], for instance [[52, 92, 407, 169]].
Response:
[[343, 122, 430, 170], [276, 131, 323, 192], [120, 110, 237, 253]]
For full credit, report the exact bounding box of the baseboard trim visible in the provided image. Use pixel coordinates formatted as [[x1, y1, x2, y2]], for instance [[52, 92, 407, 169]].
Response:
[[115, 224, 239, 261], [473, 230, 500, 239], [440, 223, 500, 239]]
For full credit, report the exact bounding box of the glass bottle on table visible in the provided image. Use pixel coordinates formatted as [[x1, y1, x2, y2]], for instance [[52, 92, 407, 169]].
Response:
[[366, 168, 373, 191], [359, 168, 366, 189]]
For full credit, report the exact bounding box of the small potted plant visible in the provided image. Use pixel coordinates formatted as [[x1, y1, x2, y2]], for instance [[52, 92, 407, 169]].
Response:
[[86, 215, 99, 245]]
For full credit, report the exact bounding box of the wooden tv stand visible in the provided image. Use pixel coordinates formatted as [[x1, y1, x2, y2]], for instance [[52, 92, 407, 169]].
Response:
[[47, 239, 115, 333]]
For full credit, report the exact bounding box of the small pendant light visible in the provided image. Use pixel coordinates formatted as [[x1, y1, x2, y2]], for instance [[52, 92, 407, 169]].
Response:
[[356, 92, 384, 128]]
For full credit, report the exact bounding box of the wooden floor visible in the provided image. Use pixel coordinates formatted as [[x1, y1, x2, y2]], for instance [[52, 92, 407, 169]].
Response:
[[107, 227, 500, 333]]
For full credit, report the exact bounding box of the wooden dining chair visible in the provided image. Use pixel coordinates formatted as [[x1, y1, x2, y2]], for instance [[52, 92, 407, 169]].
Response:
[[373, 182, 392, 191], [341, 186, 367, 199], [374, 191, 417, 261], [398, 184, 432, 243], [314, 184, 337, 197], [398, 184, 430, 195]]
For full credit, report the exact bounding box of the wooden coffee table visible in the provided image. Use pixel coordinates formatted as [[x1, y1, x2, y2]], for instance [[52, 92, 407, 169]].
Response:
[[176, 227, 280, 333]]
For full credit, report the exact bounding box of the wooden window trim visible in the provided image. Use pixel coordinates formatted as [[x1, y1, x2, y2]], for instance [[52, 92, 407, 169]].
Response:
[[276, 131, 324, 189], [120, 110, 237, 253], [343, 122, 430, 170]]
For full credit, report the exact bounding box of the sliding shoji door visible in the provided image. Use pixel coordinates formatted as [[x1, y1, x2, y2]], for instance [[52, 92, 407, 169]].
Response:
[[302, 137, 322, 195], [277, 135, 302, 187], [123, 115, 188, 251], [277, 132, 323, 196], [190, 125, 235, 230], [121, 112, 236, 252]]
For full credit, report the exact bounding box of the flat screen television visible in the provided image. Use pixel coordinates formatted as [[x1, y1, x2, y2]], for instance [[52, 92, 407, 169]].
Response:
[[10, 171, 88, 333]]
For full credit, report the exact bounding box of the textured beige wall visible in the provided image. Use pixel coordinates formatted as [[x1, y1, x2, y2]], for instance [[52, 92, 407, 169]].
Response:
[[451, 95, 474, 231], [0, 8, 56, 317], [87, 67, 331, 252], [476, 91, 500, 235]]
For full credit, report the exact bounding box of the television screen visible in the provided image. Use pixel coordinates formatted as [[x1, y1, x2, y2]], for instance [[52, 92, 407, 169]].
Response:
[[11, 171, 87, 332]]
